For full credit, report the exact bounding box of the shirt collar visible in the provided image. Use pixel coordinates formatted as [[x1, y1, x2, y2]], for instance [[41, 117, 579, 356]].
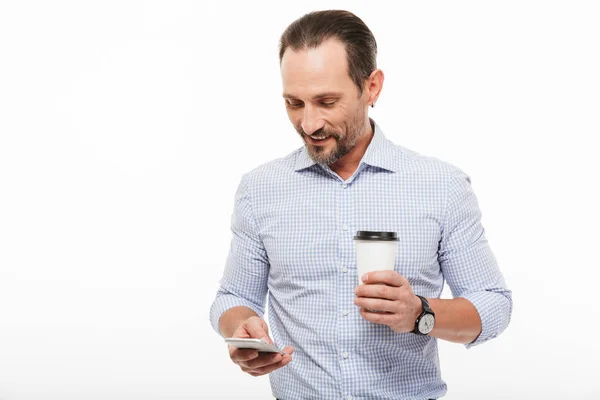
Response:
[[294, 119, 398, 173]]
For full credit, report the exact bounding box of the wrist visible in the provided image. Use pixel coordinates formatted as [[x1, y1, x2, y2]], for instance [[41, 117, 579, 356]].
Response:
[[412, 295, 436, 335], [412, 294, 423, 320]]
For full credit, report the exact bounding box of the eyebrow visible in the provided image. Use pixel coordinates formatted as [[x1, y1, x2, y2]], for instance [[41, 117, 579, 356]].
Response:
[[282, 92, 343, 100]]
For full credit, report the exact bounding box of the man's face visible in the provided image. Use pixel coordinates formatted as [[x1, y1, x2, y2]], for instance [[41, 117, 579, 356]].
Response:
[[280, 38, 369, 165]]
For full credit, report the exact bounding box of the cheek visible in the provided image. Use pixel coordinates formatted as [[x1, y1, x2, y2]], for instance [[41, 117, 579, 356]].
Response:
[[332, 104, 351, 119], [327, 108, 351, 130]]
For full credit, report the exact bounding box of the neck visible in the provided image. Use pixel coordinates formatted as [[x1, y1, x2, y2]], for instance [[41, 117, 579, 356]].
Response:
[[329, 120, 374, 180]]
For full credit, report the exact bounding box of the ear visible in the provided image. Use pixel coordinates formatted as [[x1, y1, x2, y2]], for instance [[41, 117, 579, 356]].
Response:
[[365, 69, 384, 107]]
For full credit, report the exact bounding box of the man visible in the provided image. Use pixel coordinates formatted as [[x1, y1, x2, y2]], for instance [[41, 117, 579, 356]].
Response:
[[210, 9, 512, 400]]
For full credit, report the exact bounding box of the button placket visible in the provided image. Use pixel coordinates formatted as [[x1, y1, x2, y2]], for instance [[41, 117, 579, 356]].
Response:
[[337, 176, 355, 397]]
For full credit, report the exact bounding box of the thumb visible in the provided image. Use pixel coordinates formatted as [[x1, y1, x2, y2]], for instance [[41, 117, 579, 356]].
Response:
[[244, 317, 271, 342]]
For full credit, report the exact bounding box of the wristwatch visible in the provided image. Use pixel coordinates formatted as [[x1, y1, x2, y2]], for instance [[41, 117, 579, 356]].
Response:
[[413, 295, 435, 335]]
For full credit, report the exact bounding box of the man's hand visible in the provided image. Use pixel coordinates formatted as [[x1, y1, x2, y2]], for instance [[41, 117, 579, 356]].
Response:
[[228, 316, 294, 377], [353, 270, 422, 333]]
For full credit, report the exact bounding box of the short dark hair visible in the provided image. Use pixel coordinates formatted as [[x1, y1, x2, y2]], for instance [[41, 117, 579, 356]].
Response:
[[278, 10, 377, 94]]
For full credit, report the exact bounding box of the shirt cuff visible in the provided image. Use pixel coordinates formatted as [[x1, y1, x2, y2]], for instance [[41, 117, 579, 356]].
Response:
[[209, 292, 266, 337], [460, 290, 512, 349]]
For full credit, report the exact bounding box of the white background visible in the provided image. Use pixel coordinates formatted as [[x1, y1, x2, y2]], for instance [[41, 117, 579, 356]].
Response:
[[1, 1, 599, 399]]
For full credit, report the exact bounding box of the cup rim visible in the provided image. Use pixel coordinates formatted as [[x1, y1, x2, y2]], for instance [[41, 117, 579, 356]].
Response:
[[353, 231, 399, 241]]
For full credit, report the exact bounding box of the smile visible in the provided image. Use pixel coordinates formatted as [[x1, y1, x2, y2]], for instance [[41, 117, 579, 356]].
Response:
[[308, 136, 333, 145]]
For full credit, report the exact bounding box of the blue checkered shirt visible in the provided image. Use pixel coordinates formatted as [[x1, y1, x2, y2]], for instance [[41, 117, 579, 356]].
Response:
[[210, 121, 512, 400]]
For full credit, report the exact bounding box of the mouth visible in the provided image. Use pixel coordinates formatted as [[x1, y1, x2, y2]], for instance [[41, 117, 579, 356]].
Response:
[[307, 135, 333, 145]]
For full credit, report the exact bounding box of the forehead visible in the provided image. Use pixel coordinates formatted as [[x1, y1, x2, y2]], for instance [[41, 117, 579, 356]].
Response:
[[280, 38, 355, 98]]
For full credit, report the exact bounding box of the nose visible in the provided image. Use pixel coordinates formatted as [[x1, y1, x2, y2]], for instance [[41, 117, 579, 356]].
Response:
[[300, 105, 325, 136]]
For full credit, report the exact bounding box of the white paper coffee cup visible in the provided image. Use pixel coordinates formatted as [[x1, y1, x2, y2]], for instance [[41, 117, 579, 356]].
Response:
[[354, 231, 399, 286]]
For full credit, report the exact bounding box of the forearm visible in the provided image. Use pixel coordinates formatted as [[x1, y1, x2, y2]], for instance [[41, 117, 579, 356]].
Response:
[[219, 306, 259, 338], [426, 297, 481, 344]]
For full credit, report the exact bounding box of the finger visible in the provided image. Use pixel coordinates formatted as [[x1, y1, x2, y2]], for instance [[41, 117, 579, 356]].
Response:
[[239, 351, 283, 370], [359, 307, 395, 325], [247, 355, 293, 376], [281, 345, 294, 356], [243, 317, 270, 342], [229, 347, 259, 362], [361, 270, 408, 287], [354, 283, 397, 300], [354, 296, 395, 312]]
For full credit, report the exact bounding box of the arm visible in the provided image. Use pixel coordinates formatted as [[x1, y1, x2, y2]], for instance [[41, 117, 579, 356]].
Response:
[[424, 297, 481, 344], [354, 169, 511, 347], [437, 169, 512, 347], [209, 173, 270, 336], [209, 175, 294, 376], [354, 272, 484, 344]]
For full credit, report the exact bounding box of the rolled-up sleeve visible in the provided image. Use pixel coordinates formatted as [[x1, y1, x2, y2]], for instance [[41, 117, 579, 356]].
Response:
[[438, 169, 513, 348], [209, 174, 270, 337]]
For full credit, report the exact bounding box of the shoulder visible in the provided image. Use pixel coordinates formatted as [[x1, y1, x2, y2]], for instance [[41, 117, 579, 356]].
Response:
[[389, 141, 467, 181], [240, 146, 304, 188]]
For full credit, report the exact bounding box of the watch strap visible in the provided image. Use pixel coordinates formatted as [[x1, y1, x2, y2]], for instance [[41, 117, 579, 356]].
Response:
[[413, 295, 435, 335]]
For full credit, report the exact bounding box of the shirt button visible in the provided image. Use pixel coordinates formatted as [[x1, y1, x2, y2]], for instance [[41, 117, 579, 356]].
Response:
[[342, 183, 348, 189], [341, 266, 348, 273], [342, 351, 349, 359], [342, 224, 348, 231], [346, 396, 353, 400], [343, 310, 349, 316]]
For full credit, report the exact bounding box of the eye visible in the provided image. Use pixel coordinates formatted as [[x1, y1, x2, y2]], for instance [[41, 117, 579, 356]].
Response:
[[286, 100, 304, 109], [320, 101, 336, 108]]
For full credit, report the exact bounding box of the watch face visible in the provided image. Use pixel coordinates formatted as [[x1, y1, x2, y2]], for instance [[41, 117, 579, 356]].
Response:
[[419, 314, 435, 334]]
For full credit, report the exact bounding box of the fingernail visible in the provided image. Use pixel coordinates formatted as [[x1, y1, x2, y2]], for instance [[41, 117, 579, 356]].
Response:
[[362, 273, 368, 282], [354, 287, 359, 294]]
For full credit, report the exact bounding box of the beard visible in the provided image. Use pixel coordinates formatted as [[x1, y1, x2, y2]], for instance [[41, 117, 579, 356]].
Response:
[[295, 107, 366, 165]]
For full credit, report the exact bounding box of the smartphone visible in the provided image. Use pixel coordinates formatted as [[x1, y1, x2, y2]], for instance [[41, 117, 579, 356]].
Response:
[[224, 338, 286, 355]]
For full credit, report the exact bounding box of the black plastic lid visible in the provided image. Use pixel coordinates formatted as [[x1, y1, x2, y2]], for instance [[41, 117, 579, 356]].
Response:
[[353, 231, 399, 241]]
